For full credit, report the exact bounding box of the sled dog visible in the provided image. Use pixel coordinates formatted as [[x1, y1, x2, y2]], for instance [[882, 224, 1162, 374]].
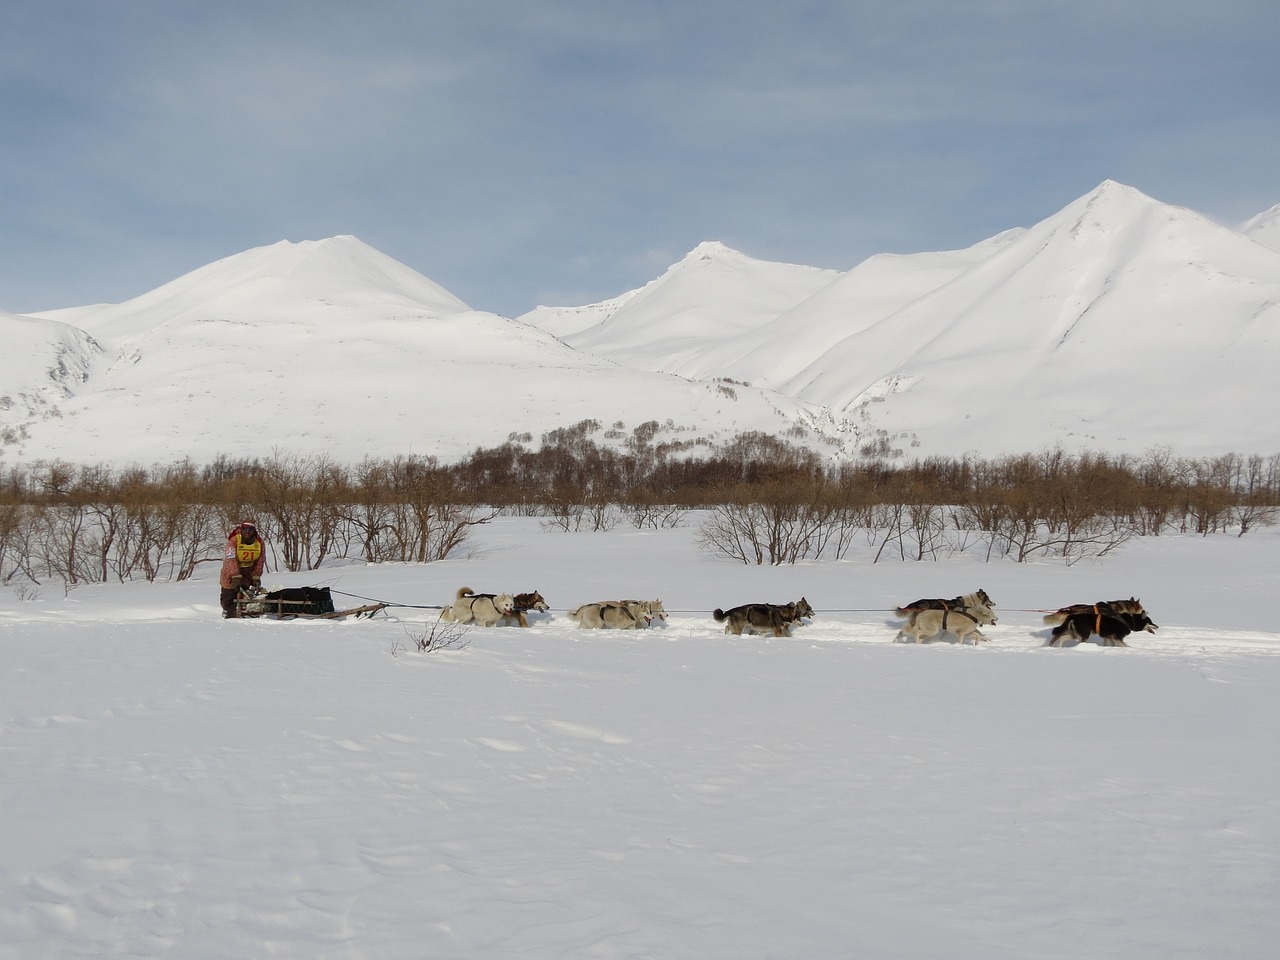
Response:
[[612, 599, 667, 623], [1048, 610, 1158, 647], [1041, 597, 1146, 626], [440, 587, 517, 627], [567, 601, 652, 629], [509, 590, 551, 627], [895, 590, 995, 625], [896, 602, 997, 645], [713, 598, 814, 637]]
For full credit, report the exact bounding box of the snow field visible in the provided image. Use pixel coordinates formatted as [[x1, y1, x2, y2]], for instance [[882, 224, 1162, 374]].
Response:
[[2, 517, 1278, 958]]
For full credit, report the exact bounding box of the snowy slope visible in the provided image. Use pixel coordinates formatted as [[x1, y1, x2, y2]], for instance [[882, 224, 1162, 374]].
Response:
[[517, 288, 643, 340], [709, 229, 1027, 391], [0, 309, 101, 431], [521, 241, 840, 378], [1240, 202, 1280, 252], [772, 181, 1280, 454]]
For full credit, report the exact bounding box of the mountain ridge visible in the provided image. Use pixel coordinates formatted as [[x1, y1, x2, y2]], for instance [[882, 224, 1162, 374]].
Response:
[[3, 180, 1279, 465]]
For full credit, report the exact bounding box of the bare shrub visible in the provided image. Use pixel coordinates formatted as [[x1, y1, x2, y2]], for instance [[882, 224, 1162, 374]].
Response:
[[696, 495, 837, 565], [626, 500, 688, 530], [399, 618, 471, 654]]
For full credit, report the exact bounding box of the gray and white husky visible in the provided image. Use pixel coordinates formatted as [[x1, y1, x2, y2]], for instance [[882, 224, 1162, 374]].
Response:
[[611, 599, 667, 623], [567, 601, 654, 629], [713, 598, 814, 637], [896, 602, 997, 644], [895, 590, 995, 627]]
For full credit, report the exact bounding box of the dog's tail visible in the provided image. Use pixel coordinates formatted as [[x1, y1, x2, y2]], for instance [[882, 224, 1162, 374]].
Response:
[[455, 586, 475, 600], [566, 605, 584, 623], [712, 608, 727, 622], [894, 606, 916, 618], [1041, 610, 1068, 626]]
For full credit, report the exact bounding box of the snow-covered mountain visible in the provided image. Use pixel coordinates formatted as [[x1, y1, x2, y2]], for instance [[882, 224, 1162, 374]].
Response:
[[7, 237, 826, 465], [769, 180, 1280, 455], [3, 183, 1280, 466], [519, 241, 840, 379], [534, 182, 1280, 457]]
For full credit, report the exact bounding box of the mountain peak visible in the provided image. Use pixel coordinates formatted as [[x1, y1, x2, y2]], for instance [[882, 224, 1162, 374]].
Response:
[[684, 240, 741, 260], [1240, 204, 1280, 253], [53, 235, 473, 340]]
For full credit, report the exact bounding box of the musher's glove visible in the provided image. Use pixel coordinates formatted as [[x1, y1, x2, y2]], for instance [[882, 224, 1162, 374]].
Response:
[[229, 574, 242, 588]]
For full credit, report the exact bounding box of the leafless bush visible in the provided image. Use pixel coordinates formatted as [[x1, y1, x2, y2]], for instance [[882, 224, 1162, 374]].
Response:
[[627, 501, 688, 529], [696, 496, 840, 565], [540, 500, 619, 532], [399, 617, 471, 654]]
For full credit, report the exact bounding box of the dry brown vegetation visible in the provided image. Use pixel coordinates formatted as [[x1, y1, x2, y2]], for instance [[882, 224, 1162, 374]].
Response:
[[1, 427, 1277, 583]]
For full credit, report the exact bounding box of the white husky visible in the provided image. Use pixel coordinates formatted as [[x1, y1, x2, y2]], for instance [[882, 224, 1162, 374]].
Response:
[[441, 587, 517, 627]]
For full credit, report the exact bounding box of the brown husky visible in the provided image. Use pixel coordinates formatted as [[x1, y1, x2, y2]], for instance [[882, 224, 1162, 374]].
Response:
[[508, 590, 551, 627]]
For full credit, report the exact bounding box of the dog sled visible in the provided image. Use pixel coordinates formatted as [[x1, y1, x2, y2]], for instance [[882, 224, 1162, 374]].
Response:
[[234, 585, 388, 621]]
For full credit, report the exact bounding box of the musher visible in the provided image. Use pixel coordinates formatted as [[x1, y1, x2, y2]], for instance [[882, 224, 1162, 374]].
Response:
[[219, 520, 266, 618]]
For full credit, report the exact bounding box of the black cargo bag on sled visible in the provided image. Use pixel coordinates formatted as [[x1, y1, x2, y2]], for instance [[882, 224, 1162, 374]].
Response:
[[242, 586, 337, 617]]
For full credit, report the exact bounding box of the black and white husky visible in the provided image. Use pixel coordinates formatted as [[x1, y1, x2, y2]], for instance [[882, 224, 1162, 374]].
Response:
[[1048, 609, 1158, 647]]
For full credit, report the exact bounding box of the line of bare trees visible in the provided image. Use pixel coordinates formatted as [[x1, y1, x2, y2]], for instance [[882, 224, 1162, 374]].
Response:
[[1, 429, 1277, 584], [0, 456, 495, 586]]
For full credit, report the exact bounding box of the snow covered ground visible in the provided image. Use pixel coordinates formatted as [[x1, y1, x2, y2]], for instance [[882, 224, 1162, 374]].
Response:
[[3, 516, 1278, 958]]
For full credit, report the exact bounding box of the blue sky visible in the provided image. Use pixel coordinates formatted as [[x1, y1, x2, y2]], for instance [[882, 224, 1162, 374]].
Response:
[[2, 1, 1277, 317]]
